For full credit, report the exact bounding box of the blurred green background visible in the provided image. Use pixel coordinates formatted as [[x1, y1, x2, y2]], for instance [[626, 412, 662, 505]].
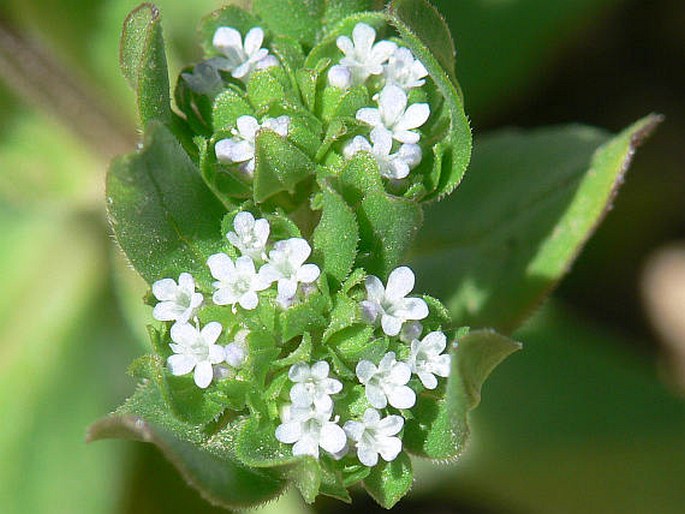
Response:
[[1, 0, 684, 512]]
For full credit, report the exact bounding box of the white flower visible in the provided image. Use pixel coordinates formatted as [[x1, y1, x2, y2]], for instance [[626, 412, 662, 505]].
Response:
[[335, 22, 397, 86], [384, 47, 428, 90], [215, 115, 290, 175], [356, 352, 416, 410], [361, 266, 429, 337], [275, 404, 347, 458], [225, 328, 249, 368], [408, 331, 451, 389], [260, 238, 321, 306], [356, 85, 430, 144], [288, 361, 343, 412], [327, 64, 352, 89], [344, 408, 404, 467], [343, 127, 422, 180], [152, 272, 203, 324], [207, 253, 271, 310], [226, 212, 270, 261], [167, 321, 225, 389], [212, 26, 278, 80]]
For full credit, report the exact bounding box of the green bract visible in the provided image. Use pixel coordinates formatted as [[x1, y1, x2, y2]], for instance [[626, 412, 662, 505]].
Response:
[[91, 0, 658, 509]]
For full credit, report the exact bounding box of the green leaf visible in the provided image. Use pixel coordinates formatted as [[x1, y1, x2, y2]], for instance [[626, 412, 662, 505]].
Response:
[[357, 191, 423, 276], [404, 329, 520, 460], [410, 115, 661, 332], [253, 130, 316, 203], [107, 121, 226, 286], [88, 382, 285, 509], [362, 453, 413, 509], [120, 4, 171, 126], [387, 0, 471, 199], [253, 0, 325, 48], [247, 67, 297, 111], [212, 89, 253, 132], [322, 0, 375, 31], [312, 186, 359, 282], [279, 293, 329, 342], [331, 326, 383, 367]]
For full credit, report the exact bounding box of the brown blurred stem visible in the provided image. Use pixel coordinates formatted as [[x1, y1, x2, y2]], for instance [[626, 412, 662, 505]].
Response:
[[0, 19, 136, 158]]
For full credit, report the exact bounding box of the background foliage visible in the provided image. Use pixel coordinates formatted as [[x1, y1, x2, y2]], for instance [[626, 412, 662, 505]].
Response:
[[1, 0, 684, 512]]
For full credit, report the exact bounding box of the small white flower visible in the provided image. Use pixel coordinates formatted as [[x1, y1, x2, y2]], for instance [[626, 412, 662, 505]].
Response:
[[327, 64, 352, 89], [356, 85, 430, 144], [384, 47, 428, 90], [167, 321, 225, 389], [288, 361, 343, 412], [207, 254, 271, 310], [275, 404, 347, 458], [343, 127, 422, 180], [215, 115, 290, 175], [336, 22, 397, 86], [226, 212, 270, 261], [260, 238, 321, 306], [152, 272, 203, 324], [356, 352, 416, 410], [225, 328, 249, 368], [408, 331, 451, 389], [361, 266, 429, 337], [344, 408, 404, 467], [212, 26, 278, 80]]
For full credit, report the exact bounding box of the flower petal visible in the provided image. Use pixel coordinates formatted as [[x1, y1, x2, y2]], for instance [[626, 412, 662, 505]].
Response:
[[297, 263, 320, 284], [152, 278, 178, 301], [201, 321, 223, 345], [396, 103, 430, 131], [402, 297, 429, 320], [386, 266, 415, 299], [153, 301, 184, 322], [167, 354, 195, 376], [387, 385, 416, 409], [418, 371, 438, 390], [194, 361, 214, 389], [366, 383, 388, 409], [357, 446, 379, 467], [207, 253, 234, 281], [356, 360, 377, 383], [243, 27, 264, 56], [213, 27, 242, 54], [239, 291, 259, 310], [352, 22, 376, 55], [381, 314, 403, 337], [379, 85, 408, 126], [275, 421, 302, 444], [377, 436, 402, 462], [377, 414, 404, 436], [320, 423, 347, 454], [356, 107, 382, 127], [170, 323, 198, 346]]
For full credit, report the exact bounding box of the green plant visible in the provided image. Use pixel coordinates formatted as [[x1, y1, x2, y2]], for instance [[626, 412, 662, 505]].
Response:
[[88, 0, 658, 509]]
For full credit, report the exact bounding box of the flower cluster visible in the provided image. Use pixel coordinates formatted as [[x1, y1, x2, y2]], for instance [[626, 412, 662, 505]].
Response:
[[330, 22, 430, 180], [275, 266, 452, 467], [152, 212, 321, 388]]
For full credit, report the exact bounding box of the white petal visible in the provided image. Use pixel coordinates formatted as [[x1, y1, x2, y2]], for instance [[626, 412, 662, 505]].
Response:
[[418, 371, 438, 390], [167, 354, 195, 376], [253, 218, 270, 243], [343, 420, 365, 442], [207, 253, 234, 281], [297, 264, 320, 284], [336, 35, 353, 55], [352, 22, 376, 55], [320, 423, 347, 454], [370, 40, 397, 65], [208, 345, 226, 364], [256, 54, 279, 70], [201, 322, 223, 345], [233, 211, 255, 234], [170, 323, 198, 346], [423, 331, 447, 354], [287, 238, 312, 266], [289, 362, 310, 382], [378, 415, 404, 436], [259, 263, 282, 284], [343, 135, 372, 159], [213, 287, 239, 306], [363, 408, 381, 425], [213, 27, 242, 53], [262, 116, 290, 136], [277, 278, 298, 302], [239, 291, 259, 310], [293, 438, 319, 458], [360, 300, 380, 324], [177, 272, 195, 290], [236, 115, 260, 139], [290, 383, 313, 407], [432, 354, 452, 378], [386, 385, 416, 409], [322, 377, 343, 395], [152, 278, 178, 301], [310, 361, 330, 380], [393, 129, 420, 144], [386, 266, 415, 299], [381, 314, 403, 337], [398, 143, 422, 168], [313, 394, 334, 413], [402, 297, 429, 320], [224, 343, 246, 367], [243, 27, 265, 56], [356, 107, 382, 127], [370, 127, 393, 156], [194, 361, 214, 389], [366, 384, 388, 409], [364, 275, 385, 301], [400, 321, 423, 344], [379, 85, 408, 126], [388, 361, 411, 385], [357, 446, 379, 467], [235, 255, 257, 276], [153, 302, 184, 322], [396, 103, 430, 131], [377, 436, 402, 462], [275, 421, 302, 444], [356, 360, 377, 383]]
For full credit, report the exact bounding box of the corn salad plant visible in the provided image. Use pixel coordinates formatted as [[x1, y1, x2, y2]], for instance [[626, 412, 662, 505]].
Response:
[[88, 0, 659, 509]]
